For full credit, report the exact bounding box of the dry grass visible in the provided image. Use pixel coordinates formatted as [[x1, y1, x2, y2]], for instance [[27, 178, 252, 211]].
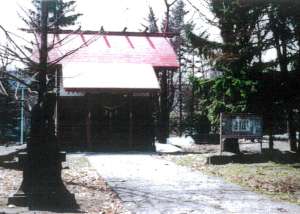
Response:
[[0, 155, 128, 214], [165, 154, 300, 205]]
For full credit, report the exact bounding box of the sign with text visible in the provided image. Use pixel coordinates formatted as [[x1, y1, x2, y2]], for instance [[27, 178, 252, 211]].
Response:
[[220, 113, 263, 139]]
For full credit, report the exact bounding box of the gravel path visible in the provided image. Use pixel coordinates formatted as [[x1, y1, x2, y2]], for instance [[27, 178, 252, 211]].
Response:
[[87, 153, 300, 214]]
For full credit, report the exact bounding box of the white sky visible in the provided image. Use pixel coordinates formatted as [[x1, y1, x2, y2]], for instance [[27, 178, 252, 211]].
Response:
[[0, 0, 219, 35], [0, 0, 275, 63], [0, 0, 220, 70]]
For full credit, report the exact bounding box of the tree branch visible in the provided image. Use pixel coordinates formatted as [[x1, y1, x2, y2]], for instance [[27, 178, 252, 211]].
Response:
[[0, 25, 35, 65]]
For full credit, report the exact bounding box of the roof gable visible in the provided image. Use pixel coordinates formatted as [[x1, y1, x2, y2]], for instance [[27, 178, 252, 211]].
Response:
[[48, 32, 179, 68]]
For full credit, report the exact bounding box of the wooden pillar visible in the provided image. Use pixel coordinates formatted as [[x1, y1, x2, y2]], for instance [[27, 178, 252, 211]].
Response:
[[128, 93, 133, 148], [153, 91, 160, 144], [151, 93, 157, 148], [160, 70, 169, 143], [85, 94, 92, 149]]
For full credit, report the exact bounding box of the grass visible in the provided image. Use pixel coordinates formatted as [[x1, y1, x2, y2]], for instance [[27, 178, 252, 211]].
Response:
[[166, 154, 300, 205]]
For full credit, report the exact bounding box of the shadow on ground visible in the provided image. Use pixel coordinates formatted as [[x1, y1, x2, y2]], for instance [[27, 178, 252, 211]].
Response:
[[208, 149, 300, 165], [24, 186, 80, 213], [0, 151, 81, 213], [7, 172, 81, 213]]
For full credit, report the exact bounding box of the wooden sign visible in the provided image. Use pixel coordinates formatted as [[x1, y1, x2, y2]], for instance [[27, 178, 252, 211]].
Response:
[[220, 113, 262, 139], [220, 113, 263, 153]]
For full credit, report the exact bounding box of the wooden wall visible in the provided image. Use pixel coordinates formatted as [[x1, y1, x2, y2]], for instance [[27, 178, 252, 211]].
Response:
[[57, 93, 156, 150]]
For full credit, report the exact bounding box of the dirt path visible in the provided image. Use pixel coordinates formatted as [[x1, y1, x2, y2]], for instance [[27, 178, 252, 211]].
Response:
[[87, 153, 300, 214]]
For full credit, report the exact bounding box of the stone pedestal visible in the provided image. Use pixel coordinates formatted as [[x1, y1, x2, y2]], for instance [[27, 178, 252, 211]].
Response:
[[8, 147, 77, 210], [8, 94, 78, 209]]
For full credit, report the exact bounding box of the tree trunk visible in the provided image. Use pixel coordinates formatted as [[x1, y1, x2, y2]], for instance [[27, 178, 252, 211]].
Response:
[[269, 122, 274, 151], [269, 132, 274, 151], [10, 2, 68, 207], [287, 110, 297, 152], [178, 57, 183, 137], [27, 19, 62, 193], [223, 138, 240, 154], [268, 111, 274, 151], [159, 70, 169, 143], [297, 129, 300, 154], [190, 51, 195, 120]]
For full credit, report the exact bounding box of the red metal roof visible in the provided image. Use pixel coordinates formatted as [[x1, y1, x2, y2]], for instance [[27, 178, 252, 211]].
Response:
[[48, 33, 179, 68]]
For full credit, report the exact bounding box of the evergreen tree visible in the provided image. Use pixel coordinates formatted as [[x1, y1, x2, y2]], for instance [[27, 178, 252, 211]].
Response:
[[169, 0, 186, 35], [289, 0, 300, 153], [188, 0, 267, 152], [144, 0, 190, 141], [266, 0, 300, 152], [188, 0, 300, 152], [146, 7, 159, 33], [29, 0, 82, 29]]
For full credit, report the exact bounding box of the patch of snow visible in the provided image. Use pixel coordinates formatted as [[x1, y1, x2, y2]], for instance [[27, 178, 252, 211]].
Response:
[[167, 136, 195, 149], [155, 142, 182, 153]]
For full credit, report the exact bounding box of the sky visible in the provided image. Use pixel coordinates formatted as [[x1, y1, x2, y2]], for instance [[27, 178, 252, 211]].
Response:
[[0, 0, 219, 35], [0, 0, 275, 63], [0, 0, 215, 69]]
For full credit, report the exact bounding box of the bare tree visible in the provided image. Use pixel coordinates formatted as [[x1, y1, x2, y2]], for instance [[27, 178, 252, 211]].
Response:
[[0, 1, 93, 206], [0, 47, 10, 96]]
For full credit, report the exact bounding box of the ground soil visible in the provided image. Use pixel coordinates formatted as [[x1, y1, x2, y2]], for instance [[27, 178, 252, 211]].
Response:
[[162, 140, 300, 205], [0, 155, 128, 214]]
